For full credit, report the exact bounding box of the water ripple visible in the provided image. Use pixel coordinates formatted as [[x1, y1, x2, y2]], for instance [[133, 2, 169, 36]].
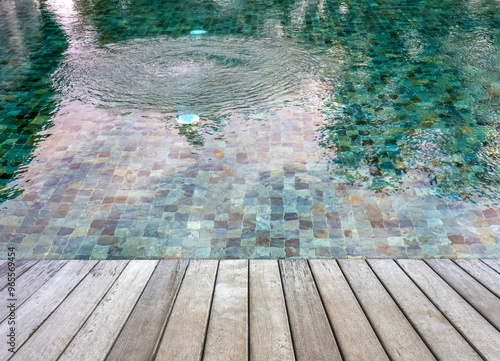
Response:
[[53, 35, 339, 115]]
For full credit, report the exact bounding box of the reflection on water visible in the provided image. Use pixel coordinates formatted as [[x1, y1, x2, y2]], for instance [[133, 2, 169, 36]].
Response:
[[0, 0, 67, 202], [314, 0, 500, 204], [53, 35, 338, 115], [2, 0, 500, 259], [2, 0, 500, 204], [43, 0, 500, 205]]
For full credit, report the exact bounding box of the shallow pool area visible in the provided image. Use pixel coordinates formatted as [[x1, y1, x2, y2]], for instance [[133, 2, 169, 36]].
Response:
[[1, 0, 500, 259]]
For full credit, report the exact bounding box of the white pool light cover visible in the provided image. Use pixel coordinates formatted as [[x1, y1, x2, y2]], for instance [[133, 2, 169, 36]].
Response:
[[177, 114, 200, 124], [190, 29, 207, 35]]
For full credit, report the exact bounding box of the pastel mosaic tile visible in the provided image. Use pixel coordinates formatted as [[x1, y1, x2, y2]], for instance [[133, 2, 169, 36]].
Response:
[[1, 102, 499, 259], [1, 0, 500, 259]]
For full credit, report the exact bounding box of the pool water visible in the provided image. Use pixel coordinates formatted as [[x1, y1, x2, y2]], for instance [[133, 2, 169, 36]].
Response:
[[1, 0, 500, 259]]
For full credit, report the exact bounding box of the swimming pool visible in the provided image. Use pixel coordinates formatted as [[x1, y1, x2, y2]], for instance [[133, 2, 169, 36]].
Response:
[[1, 0, 500, 259]]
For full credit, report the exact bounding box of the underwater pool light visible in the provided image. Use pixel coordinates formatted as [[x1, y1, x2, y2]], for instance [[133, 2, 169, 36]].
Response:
[[190, 30, 207, 35], [177, 114, 200, 124]]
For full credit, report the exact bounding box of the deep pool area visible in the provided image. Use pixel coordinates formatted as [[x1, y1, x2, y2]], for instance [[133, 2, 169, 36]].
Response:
[[1, 0, 500, 259]]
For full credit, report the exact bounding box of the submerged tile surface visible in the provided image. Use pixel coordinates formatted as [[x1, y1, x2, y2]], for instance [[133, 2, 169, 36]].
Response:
[[1, 0, 500, 259], [1, 103, 499, 259]]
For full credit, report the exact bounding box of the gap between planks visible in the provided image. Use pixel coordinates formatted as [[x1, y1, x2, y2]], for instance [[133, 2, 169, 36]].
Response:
[[6, 259, 500, 361]]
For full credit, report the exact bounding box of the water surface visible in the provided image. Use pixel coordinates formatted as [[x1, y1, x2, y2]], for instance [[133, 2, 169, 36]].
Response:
[[1, 0, 500, 259]]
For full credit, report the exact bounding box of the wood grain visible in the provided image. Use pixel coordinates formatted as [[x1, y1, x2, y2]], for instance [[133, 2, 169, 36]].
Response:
[[455, 259, 500, 298], [279, 260, 342, 361], [9, 259, 500, 361], [204, 260, 248, 361], [426, 259, 500, 330], [11, 261, 128, 361], [107, 260, 188, 361], [0, 260, 96, 361], [368, 260, 481, 361], [249, 260, 294, 361], [0, 260, 38, 291], [155, 260, 219, 361], [338, 260, 435, 361], [58, 261, 157, 361], [398, 259, 500, 360], [482, 259, 500, 274], [310, 260, 388, 361]]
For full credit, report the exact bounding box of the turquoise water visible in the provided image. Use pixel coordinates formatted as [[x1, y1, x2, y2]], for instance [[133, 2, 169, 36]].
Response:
[[3, 0, 500, 203], [0, 0, 67, 201], [1, 0, 500, 259]]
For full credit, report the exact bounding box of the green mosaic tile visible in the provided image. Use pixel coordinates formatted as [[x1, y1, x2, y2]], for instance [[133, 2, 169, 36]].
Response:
[[2, 0, 500, 259]]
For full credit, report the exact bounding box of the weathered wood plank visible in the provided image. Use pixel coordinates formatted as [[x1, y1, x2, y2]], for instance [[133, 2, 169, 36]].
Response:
[[0, 260, 38, 291], [155, 260, 219, 361], [398, 259, 500, 360], [107, 260, 188, 361], [368, 260, 481, 361], [455, 259, 500, 298], [482, 259, 500, 274], [4, 259, 499, 361], [204, 260, 248, 361], [338, 260, 435, 361], [249, 260, 294, 361], [309, 260, 388, 361], [11, 261, 128, 361], [58, 261, 158, 361], [426, 259, 500, 330], [0, 261, 67, 323], [0, 260, 96, 361], [279, 260, 342, 361]]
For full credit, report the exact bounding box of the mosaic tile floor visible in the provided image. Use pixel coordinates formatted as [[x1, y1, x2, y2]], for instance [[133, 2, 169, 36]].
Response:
[[1, 101, 500, 259], [2, 0, 500, 259]]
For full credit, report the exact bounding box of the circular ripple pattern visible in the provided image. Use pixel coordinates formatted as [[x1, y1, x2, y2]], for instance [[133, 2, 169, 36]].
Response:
[[53, 36, 339, 114]]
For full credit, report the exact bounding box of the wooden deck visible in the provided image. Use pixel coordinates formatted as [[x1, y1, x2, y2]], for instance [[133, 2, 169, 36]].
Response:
[[1, 259, 500, 360]]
